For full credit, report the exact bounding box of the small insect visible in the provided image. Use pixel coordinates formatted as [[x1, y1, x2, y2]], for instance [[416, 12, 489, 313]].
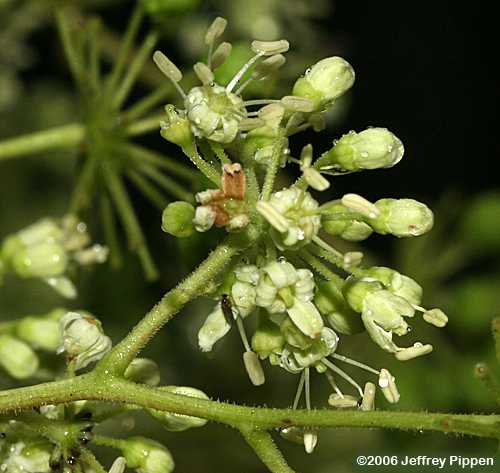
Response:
[[221, 294, 234, 324]]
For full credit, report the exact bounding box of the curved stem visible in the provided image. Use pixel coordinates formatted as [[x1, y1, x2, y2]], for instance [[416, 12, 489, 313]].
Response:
[[96, 231, 257, 376], [1, 376, 498, 440]]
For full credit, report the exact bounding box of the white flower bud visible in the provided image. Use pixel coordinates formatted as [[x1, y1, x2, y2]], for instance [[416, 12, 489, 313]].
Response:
[[147, 386, 209, 431], [2, 441, 52, 473], [122, 437, 174, 473], [11, 241, 68, 279], [325, 128, 404, 172], [125, 358, 161, 386], [193, 206, 217, 232], [16, 309, 64, 352], [198, 305, 231, 352], [369, 198, 434, 237], [287, 299, 324, 339], [58, 311, 112, 370], [293, 57, 355, 109], [0, 334, 39, 379]]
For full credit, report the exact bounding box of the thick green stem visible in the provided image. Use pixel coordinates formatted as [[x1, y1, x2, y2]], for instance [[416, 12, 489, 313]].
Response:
[[96, 231, 257, 375], [81, 448, 107, 473], [240, 428, 297, 473], [1, 376, 498, 440]]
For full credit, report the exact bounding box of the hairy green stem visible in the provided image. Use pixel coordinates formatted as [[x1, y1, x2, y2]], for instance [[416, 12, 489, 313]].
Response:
[[1, 376, 498, 440], [81, 448, 107, 473], [96, 230, 258, 375], [261, 135, 285, 201], [240, 428, 297, 473]]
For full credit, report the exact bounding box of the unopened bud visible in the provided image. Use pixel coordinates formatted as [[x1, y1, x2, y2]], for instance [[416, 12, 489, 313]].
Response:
[[193, 206, 216, 232], [0, 334, 39, 379], [147, 386, 209, 431], [293, 57, 355, 109], [125, 358, 161, 386], [162, 201, 195, 238], [122, 437, 174, 473]]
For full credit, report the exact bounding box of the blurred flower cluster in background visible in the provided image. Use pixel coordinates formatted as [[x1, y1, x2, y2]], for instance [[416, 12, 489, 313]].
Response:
[[0, 1, 497, 472]]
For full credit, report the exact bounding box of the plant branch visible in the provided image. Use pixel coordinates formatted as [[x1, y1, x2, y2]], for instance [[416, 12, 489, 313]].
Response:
[[240, 427, 297, 473], [96, 229, 259, 376], [1, 376, 498, 441]]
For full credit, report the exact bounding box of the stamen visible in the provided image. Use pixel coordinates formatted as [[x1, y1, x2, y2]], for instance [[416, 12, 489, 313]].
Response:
[[325, 371, 344, 398], [304, 367, 311, 410], [256, 201, 289, 233], [243, 350, 265, 386], [360, 382, 376, 411], [300, 144, 313, 169], [292, 370, 306, 409], [378, 368, 400, 403], [330, 353, 380, 375], [239, 117, 266, 131], [258, 104, 285, 128], [322, 359, 364, 397], [152, 51, 186, 98], [205, 17, 227, 45], [235, 316, 251, 352], [303, 168, 330, 191], [343, 251, 363, 267], [328, 393, 359, 408], [395, 342, 433, 361], [251, 40, 290, 55], [341, 193, 380, 219], [243, 99, 281, 107], [193, 62, 214, 85], [312, 235, 344, 259], [281, 96, 315, 113], [226, 53, 264, 93], [211, 42, 232, 69]]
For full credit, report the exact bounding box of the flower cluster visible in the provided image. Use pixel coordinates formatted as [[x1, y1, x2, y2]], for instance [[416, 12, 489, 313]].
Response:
[[154, 16, 449, 455], [0, 215, 107, 298]]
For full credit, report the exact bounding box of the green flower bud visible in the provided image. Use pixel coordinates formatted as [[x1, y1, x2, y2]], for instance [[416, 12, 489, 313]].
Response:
[[124, 358, 161, 387], [122, 437, 174, 473], [364, 266, 423, 306], [314, 280, 364, 335], [324, 128, 404, 172], [2, 441, 52, 473], [0, 334, 39, 379], [292, 57, 355, 109], [198, 304, 231, 352], [293, 327, 339, 368], [160, 105, 195, 153], [342, 277, 384, 313], [369, 198, 434, 237], [287, 298, 324, 339], [147, 386, 209, 431], [251, 317, 284, 358], [11, 241, 67, 278], [161, 201, 195, 238], [320, 201, 373, 241], [280, 316, 314, 350], [58, 311, 112, 370], [16, 309, 65, 352], [17, 218, 63, 246]]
